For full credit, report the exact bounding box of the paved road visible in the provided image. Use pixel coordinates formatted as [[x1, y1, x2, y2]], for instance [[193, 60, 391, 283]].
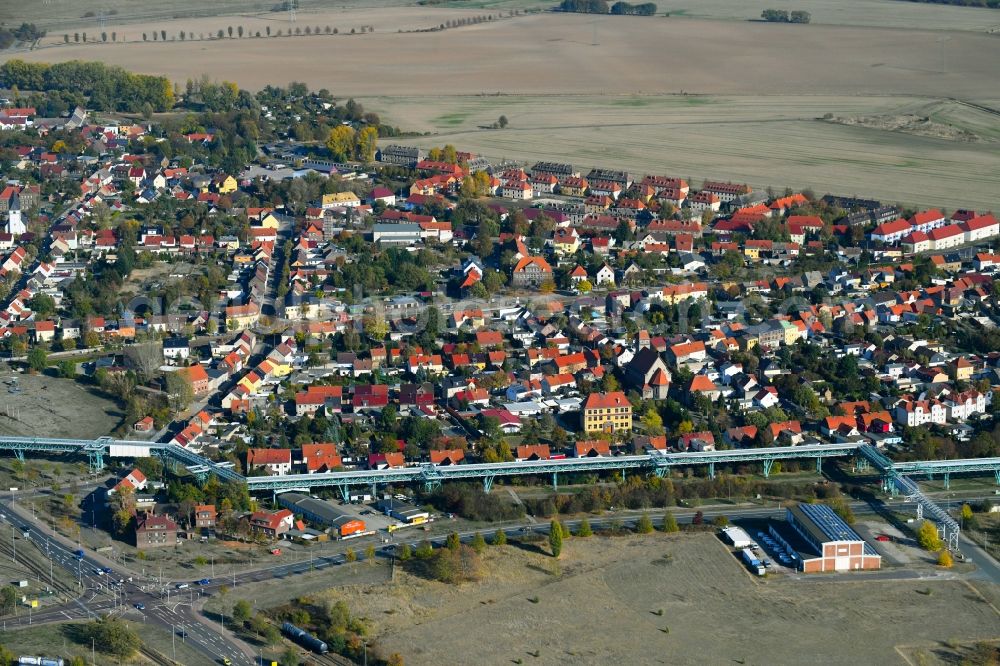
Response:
[[0, 497, 255, 665], [3, 491, 998, 664]]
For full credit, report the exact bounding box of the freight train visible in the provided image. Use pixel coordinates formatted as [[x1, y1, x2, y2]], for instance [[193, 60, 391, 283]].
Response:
[[281, 622, 329, 654]]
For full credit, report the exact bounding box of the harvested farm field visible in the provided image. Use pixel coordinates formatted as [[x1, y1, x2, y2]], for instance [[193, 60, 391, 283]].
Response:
[[15, 14, 1000, 98], [376, 94, 1000, 211], [9, 12, 1000, 209], [331, 533, 1000, 666]]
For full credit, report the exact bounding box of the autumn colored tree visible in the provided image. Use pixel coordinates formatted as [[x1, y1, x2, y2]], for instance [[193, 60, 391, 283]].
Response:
[[355, 126, 378, 162], [662, 511, 679, 533], [916, 520, 943, 551], [549, 519, 562, 557], [326, 125, 356, 161], [636, 513, 654, 534]]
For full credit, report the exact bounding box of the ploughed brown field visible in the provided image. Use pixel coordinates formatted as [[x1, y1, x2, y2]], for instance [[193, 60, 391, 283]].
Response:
[[7, 9, 1000, 208]]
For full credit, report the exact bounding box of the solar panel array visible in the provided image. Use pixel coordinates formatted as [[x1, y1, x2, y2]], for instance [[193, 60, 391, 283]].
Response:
[[798, 503, 865, 543]]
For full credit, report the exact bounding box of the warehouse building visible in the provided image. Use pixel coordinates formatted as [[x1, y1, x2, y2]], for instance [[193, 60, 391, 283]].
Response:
[[776, 503, 881, 573], [721, 526, 754, 549], [277, 493, 367, 538], [377, 497, 430, 524]]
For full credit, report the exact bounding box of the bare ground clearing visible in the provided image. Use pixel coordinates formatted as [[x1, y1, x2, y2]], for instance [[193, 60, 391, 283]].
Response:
[[0, 370, 124, 440], [330, 533, 1000, 666]]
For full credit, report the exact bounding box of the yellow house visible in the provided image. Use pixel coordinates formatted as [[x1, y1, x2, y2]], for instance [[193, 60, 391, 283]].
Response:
[[322, 192, 361, 208], [238, 372, 262, 393], [780, 320, 799, 346], [581, 391, 632, 434], [553, 231, 581, 256], [258, 213, 280, 230], [215, 175, 238, 194], [950, 357, 973, 382], [267, 359, 292, 378], [225, 303, 260, 330]]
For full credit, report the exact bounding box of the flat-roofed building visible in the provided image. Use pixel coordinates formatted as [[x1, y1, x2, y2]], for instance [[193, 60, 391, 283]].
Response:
[[779, 503, 881, 573], [277, 493, 366, 538]]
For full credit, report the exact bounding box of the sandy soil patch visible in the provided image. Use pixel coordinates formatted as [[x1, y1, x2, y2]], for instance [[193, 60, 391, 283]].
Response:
[[824, 113, 990, 143], [332, 533, 1000, 666]]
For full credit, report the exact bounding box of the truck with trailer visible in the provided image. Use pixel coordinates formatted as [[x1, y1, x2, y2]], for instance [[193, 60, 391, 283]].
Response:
[[741, 548, 766, 576]]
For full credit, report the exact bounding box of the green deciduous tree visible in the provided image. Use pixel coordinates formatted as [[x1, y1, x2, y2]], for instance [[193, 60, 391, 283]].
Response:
[[415, 541, 434, 559], [83, 615, 141, 658], [27, 347, 47, 372], [0, 585, 16, 614], [232, 599, 252, 625]]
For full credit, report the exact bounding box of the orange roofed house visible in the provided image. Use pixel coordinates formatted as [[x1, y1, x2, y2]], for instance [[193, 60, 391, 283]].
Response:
[[511, 256, 552, 287], [301, 443, 343, 474], [581, 391, 632, 434], [246, 448, 292, 475], [249, 509, 295, 539], [176, 364, 210, 395]]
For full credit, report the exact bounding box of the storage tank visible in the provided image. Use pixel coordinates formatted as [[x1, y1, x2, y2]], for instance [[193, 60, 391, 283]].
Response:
[[282, 622, 329, 654]]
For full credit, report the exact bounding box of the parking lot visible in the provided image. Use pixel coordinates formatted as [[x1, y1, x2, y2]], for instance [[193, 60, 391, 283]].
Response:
[[336, 499, 396, 532], [751, 528, 800, 572], [728, 520, 802, 574]]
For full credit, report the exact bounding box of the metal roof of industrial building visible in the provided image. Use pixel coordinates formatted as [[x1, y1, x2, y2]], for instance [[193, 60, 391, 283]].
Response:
[[788, 503, 865, 545]]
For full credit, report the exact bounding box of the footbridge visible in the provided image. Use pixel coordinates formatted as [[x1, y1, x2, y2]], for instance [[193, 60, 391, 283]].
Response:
[[0, 435, 996, 545], [858, 444, 962, 550], [892, 457, 1000, 490]]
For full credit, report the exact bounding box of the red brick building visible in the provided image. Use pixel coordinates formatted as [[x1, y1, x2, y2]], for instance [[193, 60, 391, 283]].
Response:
[[780, 503, 881, 573]]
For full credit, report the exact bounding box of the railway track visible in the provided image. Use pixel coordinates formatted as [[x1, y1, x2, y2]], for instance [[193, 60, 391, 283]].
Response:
[[311, 653, 355, 666], [0, 531, 77, 596], [140, 646, 179, 666]]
